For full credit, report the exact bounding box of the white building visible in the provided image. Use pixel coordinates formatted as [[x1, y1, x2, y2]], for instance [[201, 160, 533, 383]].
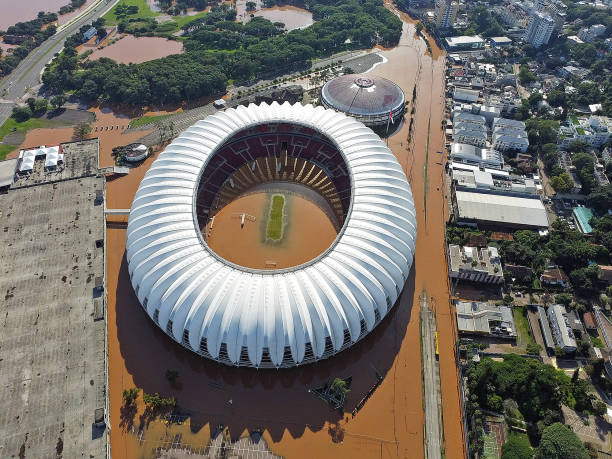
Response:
[[577, 24, 606, 43], [492, 118, 529, 153], [547, 304, 577, 353], [558, 115, 612, 149], [524, 11, 555, 48], [434, 0, 459, 28], [450, 142, 504, 169]]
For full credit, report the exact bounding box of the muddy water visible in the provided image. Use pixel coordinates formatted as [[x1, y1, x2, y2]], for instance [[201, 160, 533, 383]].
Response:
[[0, 0, 66, 29], [87, 36, 184, 64], [105, 5, 464, 459], [236, 0, 313, 31], [57, 0, 95, 25], [207, 191, 336, 270]]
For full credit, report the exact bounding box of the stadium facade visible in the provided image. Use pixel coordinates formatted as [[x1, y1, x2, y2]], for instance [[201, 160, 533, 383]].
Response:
[[126, 102, 417, 368], [321, 74, 405, 127]]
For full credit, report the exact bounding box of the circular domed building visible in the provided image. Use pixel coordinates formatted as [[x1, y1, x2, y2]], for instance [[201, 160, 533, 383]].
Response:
[[126, 102, 416, 369], [321, 74, 405, 128]]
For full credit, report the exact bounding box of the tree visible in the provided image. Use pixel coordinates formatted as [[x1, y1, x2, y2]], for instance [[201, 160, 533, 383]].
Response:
[[73, 122, 92, 140], [526, 342, 542, 355], [122, 387, 140, 405], [330, 378, 350, 397], [246, 1, 256, 11], [502, 434, 533, 459], [33, 99, 48, 116], [142, 392, 176, 409], [550, 172, 574, 193], [535, 423, 588, 459], [50, 94, 66, 110], [519, 65, 536, 84], [11, 106, 32, 122], [555, 293, 573, 307]]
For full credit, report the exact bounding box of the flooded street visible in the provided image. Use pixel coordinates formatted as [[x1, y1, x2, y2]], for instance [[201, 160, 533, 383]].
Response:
[[103, 4, 464, 459], [207, 190, 337, 270], [87, 36, 184, 64]]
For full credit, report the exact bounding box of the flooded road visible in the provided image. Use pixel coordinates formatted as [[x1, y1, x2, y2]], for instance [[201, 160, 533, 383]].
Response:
[[207, 190, 337, 270], [87, 36, 184, 64], [104, 4, 463, 459]]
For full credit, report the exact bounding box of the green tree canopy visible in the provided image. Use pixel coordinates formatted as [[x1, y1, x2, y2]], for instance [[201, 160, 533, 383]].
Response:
[[502, 434, 533, 459], [535, 423, 588, 459]]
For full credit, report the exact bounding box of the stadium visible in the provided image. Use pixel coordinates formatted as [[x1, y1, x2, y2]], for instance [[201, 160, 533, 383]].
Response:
[[320, 74, 406, 128], [126, 102, 417, 368]]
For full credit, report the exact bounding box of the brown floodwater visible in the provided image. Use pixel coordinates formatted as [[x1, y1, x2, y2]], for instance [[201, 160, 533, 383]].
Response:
[[236, 0, 313, 31], [87, 36, 184, 64], [206, 190, 337, 270], [0, 0, 68, 29], [105, 4, 465, 458]]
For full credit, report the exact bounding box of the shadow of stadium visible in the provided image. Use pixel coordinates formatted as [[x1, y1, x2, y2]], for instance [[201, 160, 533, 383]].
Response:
[[115, 252, 416, 443]]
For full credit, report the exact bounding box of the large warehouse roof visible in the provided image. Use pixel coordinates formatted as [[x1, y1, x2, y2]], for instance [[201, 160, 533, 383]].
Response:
[[455, 190, 549, 228], [126, 102, 417, 368]]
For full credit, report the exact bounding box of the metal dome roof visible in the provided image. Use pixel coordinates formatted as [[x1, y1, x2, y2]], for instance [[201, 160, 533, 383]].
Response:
[[321, 74, 405, 117], [126, 102, 417, 368]]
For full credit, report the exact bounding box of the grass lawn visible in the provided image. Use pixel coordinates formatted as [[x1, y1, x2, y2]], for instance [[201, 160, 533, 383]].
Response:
[[513, 306, 536, 347], [172, 11, 208, 29], [266, 194, 285, 240], [0, 116, 63, 160], [482, 431, 499, 459], [129, 114, 171, 128], [103, 0, 158, 26]]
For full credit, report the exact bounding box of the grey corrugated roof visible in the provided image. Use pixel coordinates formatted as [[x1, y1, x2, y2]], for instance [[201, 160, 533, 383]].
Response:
[[455, 190, 549, 227], [538, 306, 555, 349]]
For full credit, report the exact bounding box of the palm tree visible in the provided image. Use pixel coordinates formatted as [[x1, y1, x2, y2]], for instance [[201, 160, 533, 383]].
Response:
[[330, 378, 350, 398]]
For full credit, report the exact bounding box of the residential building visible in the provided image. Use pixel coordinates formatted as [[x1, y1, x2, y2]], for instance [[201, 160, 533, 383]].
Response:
[[454, 122, 487, 147], [490, 36, 512, 47], [524, 11, 555, 48], [448, 245, 504, 284], [558, 115, 612, 149], [82, 27, 97, 43], [453, 88, 480, 103], [493, 130, 529, 153], [540, 267, 569, 288], [444, 35, 485, 51], [558, 65, 589, 79], [533, 0, 567, 31], [598, 265, 612, 285], [504, 264, 533, 281], [455, 301, 516, 338], [577, 24, 606, 43], [572, 206, 594, 234], [537, 305, 556, 351], [566, 310, 585, 339], [450, 143, 504, 169], [496, 4, 529, 28], [547, 304, 577, 352], [434, 0, 459, 28], [452, 111, 486, 126]]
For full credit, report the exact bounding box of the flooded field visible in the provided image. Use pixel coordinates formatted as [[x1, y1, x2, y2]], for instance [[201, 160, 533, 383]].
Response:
[[236, 0, 313, 31], [206, 190, 337, 270], [0, 0, 65, 29], [87, 36, 184, 64], [104, 3, 464, 458]]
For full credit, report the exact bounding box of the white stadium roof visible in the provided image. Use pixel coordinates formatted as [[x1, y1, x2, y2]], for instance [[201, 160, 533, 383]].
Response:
[[126, 102, 417, 368]]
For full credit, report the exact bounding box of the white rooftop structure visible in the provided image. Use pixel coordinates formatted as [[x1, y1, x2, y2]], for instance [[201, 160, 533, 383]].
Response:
[[454, 190, 549, 229], [456, 301, 516, 337], [126, 102, 417, 368], [547, 304, 577, 352], [19, 146, 62, 172]]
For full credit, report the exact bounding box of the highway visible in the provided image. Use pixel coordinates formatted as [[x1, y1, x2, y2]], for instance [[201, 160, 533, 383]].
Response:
[[0, 0, 119, 126]]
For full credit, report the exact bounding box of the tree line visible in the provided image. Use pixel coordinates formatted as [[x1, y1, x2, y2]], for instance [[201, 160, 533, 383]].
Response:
[[41, 0, 402, 106]]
